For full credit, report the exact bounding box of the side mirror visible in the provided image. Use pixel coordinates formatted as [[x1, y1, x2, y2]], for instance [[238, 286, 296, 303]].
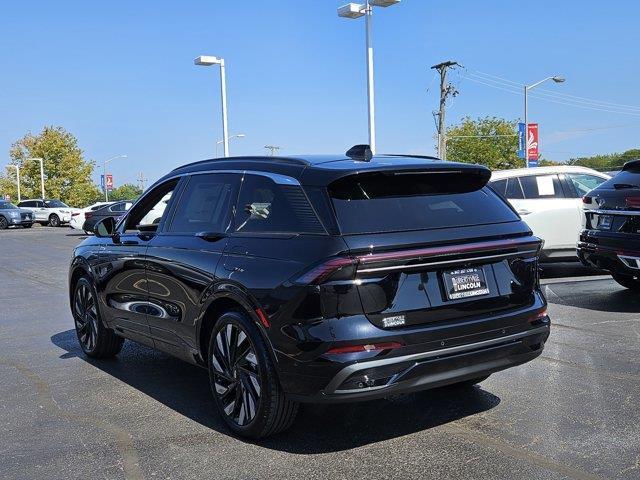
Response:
[[94, 217, 116, 237]]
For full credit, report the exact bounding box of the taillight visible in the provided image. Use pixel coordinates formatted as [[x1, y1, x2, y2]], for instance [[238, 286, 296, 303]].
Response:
[[326, 341, 403, 355], [582, 196, 591, 204], [293, 257, 358, 285], [71, 212, 80, 217], [255, 308, 270, 328], [528, 308, 548, 323], [625, 197, 640, 209]]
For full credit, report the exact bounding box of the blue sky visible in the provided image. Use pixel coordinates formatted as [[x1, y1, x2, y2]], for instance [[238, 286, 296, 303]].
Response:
[[1, 0, 639, 187]]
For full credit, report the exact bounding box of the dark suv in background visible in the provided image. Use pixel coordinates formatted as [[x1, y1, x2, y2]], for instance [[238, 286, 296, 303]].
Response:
[[579, 160, 640, 289], [68, 147, 550, 438]]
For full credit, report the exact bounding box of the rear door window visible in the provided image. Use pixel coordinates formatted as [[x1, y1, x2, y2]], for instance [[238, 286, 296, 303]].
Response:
[[168, 173, 239, 234], [519, 175, 565, 199], [234, 174, 325, 234], [329, 171, 519, 235], [505, 178, 525, 199]]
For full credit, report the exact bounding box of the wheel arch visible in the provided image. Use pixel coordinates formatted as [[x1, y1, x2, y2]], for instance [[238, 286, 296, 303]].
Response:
[[197, 285, 275, 368], [68, 259, 92, 309]]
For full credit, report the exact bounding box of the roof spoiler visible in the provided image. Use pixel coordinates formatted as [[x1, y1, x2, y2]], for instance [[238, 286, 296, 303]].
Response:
[[622, 159, 640, 171]]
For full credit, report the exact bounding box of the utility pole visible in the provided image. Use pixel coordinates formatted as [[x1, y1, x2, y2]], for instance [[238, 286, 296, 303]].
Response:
[[430, 60, 459, 160], [264, 145, 281, 156], [136, 171, 147, 192]]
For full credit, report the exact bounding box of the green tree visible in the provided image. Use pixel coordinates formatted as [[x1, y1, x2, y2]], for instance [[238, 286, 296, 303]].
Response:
[[0, 126, 100, 206], [108, 183, 142, 201], [567, 149, 640, 171], [445, 116, 525, 170]]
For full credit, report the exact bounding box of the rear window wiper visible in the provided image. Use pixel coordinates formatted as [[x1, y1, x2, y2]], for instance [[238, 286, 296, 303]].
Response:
[[613, 183, 640, 189]]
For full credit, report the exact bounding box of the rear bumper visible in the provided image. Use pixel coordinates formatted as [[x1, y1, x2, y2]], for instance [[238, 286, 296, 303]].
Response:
[[577, 230, 640, 275], [289, 321, 549, 403]]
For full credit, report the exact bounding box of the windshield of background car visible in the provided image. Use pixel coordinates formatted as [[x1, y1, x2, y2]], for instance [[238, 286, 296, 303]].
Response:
[[46, 200, 68, 208], [328, 170, 518, 234]]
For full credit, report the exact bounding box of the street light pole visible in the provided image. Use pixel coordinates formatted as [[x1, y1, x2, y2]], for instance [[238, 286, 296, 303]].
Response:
[[26, 158, 45, 199], [524, 75, 565, 167], [103, 155, 127, 201], [195, 55, 230, 157], [338, 0, 400, 155], [8, 165, 20, 202], [364, 1, 376, 154]]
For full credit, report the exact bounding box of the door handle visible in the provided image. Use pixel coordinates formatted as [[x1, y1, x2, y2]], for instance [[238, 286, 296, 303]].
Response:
[[122, 240, 139, 246], [517, 209, 532, 216]]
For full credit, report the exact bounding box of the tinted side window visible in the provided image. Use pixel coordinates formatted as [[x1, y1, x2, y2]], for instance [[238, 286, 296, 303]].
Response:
[[168, 173, 239, 234], [505, 178, 525, 199], [124, 180, 177, 233], [519, 175, 565, 199], [490, 179, 507, 196], [234, 175, 325, 234], [18, 201, 31, 207], [566, 173, 606, 197]]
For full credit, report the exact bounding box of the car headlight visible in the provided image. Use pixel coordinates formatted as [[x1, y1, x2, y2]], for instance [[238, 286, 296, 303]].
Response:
[[9, 211, 19, 218]]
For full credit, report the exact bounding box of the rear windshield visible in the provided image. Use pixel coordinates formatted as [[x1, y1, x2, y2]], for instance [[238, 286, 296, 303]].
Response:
[[328, 171, 519, 234], [599, 168, 640, 190]]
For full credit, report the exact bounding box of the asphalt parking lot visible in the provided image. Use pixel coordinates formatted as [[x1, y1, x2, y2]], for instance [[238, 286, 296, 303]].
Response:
[[1, 226, 639, 480]]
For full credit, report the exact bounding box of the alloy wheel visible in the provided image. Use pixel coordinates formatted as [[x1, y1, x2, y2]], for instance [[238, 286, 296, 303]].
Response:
[[0, 216, 7, 229], [211, 323, 262, 427], [73, 283, 98, 352]]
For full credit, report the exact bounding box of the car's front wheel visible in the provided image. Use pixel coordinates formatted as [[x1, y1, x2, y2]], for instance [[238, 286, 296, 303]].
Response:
[[48, 214, 60, 227], [72, 277, 124, 358], [0, 216, 7, 230], [208, 311, 298, 438], [612, 273, 640, 291]]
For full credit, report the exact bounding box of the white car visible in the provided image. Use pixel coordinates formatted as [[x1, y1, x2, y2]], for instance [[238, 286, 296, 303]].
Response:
[[70, 202, 113, 231], [489, 166, 610, 260], [17, 199, 80, 227]]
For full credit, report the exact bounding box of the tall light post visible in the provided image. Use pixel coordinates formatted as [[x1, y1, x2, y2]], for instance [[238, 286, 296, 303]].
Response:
[[7, 165, 20, 202], [215, 133, 245, 157], [338, 0, 401, 155], [195, 55, 230, 157], [524, 75, 565, 166], [103, 155, 127, 201], [26, 158, 45, 200]]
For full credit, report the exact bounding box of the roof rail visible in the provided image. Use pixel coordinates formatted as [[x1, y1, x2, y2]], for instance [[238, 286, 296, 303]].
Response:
[[170, 155, 310, 172], [380, 154, 441, 161]]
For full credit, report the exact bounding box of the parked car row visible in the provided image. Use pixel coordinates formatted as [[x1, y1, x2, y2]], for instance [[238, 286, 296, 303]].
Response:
[[0, 198, 134, 232], [489, 166, 609, 260], [69, 201, 133, 233]]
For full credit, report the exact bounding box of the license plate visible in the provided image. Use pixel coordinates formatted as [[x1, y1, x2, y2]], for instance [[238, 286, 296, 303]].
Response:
[[443, 267, 489, 300], [597, 215, 612, 230]]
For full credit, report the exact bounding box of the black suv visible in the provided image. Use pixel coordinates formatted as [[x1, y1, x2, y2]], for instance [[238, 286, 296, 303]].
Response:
[[579, 160, 640, 289], [68, 148, 550, 438]]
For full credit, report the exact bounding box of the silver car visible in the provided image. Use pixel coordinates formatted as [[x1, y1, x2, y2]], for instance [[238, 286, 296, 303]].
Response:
[[0, 200, 34, 229]]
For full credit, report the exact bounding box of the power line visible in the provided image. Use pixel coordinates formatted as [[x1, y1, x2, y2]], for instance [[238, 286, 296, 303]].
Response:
[[461, 74, 640, 117], [462, 69, 640, 113]]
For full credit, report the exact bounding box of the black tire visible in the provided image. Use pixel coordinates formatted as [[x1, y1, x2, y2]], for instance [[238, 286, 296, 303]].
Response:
[[612, 273, 640, 291], [48, 214, 60, 227], [0, 216, 7, 230], [23, 223, 32, 228], [72, 277, 124, 358], [208, 310, 298, 438]]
